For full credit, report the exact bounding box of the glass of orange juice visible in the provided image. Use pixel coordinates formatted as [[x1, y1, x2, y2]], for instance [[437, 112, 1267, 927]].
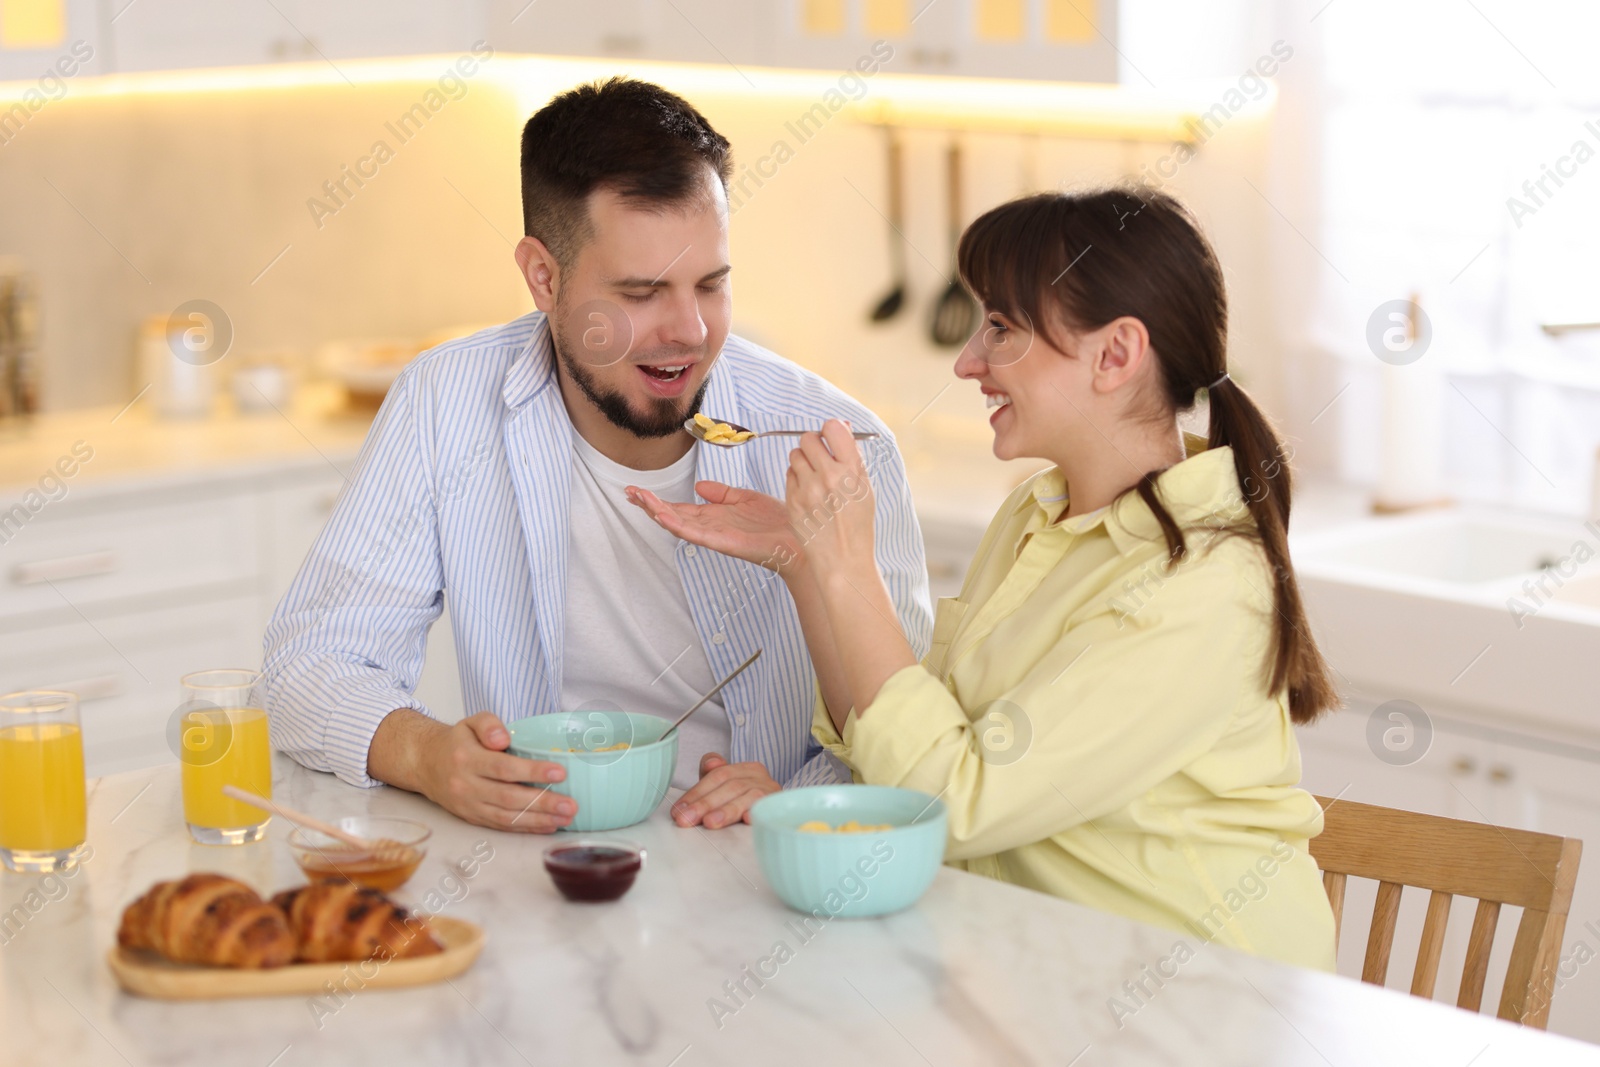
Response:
[[178, 669, 272, 845], [0, 690, 88, 873]]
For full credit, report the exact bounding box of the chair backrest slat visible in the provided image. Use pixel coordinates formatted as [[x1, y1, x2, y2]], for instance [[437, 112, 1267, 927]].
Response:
[[1363, 881, 1404, 984], [1410, 890, 1453, 999], [1309, 796, 1582, 1029], [1323, 869, 1347, 949], [1458, 898, 1502, 1012], [1499, 838, 1582, 1027], [1501, 906, 1563, 1028]]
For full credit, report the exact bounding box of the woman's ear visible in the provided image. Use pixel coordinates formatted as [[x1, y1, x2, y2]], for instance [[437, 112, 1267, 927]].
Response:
[[1089, 316, 1151, 395], [514, 236, 560, 312]]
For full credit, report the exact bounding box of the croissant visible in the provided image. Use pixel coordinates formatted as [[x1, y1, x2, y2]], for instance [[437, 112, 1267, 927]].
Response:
[[272, 880, 442, 963], [117, 873, 296, 968]]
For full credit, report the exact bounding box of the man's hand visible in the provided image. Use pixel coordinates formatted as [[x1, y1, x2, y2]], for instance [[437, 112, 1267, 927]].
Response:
[[671, 753, 781, 829], [627, 481, 803, 573], [373, 709, 576, 833]]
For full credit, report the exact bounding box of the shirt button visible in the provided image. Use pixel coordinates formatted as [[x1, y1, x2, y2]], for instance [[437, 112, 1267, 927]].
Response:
[[684, 546, 698, 559], [711, 632, 726, 645], [734, 713, 746, 726]]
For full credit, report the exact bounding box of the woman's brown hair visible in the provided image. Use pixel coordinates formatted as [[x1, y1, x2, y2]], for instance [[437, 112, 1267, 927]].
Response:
[[957, 187, 1337, 724]]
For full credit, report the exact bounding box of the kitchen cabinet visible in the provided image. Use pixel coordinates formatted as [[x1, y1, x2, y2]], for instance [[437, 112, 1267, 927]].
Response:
[[104, 0, 285, 72], [255, 1, 487, 63], [259, 470, 347, 629], [101, 0, 483, 74], [1480, 740, 1600, 1039], [0, 460, 462, 777], [0, 594, 264, 775], [41, 0, 1124, 83], [484, 0, 773, 69], [486, 0, 658, 62], [1295, 696, 1491, 823], [757, 0, 1119, 82], [0, 482, 258, 622], [260, 468, 463, 721], [0, 0, 108, 81], [3, 0, 1123, 83], [0, 473, 270, 775], [652, 0, 773, 69]]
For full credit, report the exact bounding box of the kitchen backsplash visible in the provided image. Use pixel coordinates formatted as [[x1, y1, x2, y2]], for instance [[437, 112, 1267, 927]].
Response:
[[0, 54, 1280, 476]]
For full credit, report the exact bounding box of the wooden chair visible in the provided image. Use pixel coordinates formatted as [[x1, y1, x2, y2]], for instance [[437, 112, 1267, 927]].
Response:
[[1308, 795, 1583, 1029]]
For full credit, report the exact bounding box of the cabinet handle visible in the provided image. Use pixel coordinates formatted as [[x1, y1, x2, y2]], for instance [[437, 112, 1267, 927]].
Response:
[[1489, 765, 1514, 784], [599, 33, 645, 54], [1451, 756, 1477, 776], [43, 675, 122, 704], [12, 551, 118, 586]]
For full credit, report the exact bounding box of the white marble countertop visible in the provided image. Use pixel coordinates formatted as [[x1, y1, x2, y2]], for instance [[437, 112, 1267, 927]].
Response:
[[3, 757, 1596, 1067]]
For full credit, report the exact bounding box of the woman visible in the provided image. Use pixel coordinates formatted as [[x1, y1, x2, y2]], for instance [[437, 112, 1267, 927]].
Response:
[[627, 188, 1339, 971]]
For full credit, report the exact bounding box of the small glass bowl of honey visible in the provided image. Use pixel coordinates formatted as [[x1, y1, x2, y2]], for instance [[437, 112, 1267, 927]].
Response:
[[287, 816, 431, 891]]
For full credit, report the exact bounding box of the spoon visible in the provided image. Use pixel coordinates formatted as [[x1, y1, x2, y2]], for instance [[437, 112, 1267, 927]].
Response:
[[929, 138, 978, 348], [662, 649, 762, 739], [221, 785, 418, 867], [684, 417, 881, 448], [868, 129, 908, 323]]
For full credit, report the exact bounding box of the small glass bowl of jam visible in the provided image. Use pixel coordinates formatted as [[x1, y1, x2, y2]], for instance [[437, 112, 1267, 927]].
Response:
[[543, 839, 646, 902]]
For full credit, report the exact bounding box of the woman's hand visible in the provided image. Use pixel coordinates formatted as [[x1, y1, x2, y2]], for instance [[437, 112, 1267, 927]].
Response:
[[626, 480, 803, 572], [670, 753, 781, 829], [787, 421, 911, 720], [786, 420, 877, 576]]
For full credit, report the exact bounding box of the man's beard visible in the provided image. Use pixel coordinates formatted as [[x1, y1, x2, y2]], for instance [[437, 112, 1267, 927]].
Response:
[[552, 316, 710, 440]]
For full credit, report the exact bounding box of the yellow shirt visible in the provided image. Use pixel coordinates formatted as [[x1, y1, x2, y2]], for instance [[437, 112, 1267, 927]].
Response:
[[815, 444, 1337, 971]]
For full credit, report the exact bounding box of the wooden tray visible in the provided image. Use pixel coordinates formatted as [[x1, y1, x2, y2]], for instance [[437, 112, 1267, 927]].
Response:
[[106, 916, 484, 1000]]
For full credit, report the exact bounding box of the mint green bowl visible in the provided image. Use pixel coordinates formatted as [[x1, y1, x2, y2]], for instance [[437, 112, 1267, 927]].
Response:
[[750, 785, 948, 918], [507, 711, 678, 832]]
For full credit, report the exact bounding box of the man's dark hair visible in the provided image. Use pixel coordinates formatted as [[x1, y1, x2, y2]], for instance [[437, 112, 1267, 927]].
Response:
[[520, 77, 732, 271]]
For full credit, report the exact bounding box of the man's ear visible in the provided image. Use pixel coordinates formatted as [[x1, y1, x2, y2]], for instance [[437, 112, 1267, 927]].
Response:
[[515, 236, 559, 313], [1090, 316, 1151, 395]]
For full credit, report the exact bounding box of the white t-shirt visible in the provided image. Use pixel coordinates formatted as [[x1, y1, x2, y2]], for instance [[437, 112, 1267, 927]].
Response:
[[561, 431, 729, 790]]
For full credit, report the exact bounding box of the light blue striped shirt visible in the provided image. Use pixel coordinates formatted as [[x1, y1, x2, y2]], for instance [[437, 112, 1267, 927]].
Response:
[[262, 311, 932, 790]]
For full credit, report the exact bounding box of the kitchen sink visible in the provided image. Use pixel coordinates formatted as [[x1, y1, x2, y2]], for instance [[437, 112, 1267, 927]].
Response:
[[1292, 510, 1599, 589], [1290, 508, 1600, 736], [1551, 573, 1600, 609]]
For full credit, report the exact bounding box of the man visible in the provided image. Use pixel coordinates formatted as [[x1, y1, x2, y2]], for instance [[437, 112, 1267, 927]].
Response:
[[263, 78, 931, 833]]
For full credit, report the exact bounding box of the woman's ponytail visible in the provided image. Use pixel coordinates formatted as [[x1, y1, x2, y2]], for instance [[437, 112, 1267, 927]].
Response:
[[1207, 377, 1337, 724]]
